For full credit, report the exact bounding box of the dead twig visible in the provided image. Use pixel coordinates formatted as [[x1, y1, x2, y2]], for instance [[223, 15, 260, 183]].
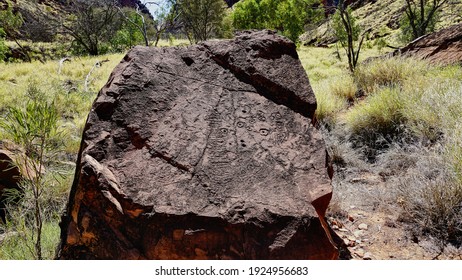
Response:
[[57, 57, 71, 74], [84, 59, 109, 92]]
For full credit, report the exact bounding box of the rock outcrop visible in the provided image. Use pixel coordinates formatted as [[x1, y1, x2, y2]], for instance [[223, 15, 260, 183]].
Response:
[[57, 30, 340, 260], [391, 23, 462, 65], [0, 142, 34, 223], [0, 148, 19, 223]]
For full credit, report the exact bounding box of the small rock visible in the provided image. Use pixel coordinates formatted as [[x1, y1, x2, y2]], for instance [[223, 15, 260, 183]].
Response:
[[331, 219, 343, 228], [363, 252, 373, 260], [351, 177, 366, 183], [355, 248, 365, 258], [339, 228, 349, 232], [332, 225, 339, 230], [347, 235, 356, 241], [348, 215, 355, 222], [343, 237, 355, 247], [358, 223, 368, 230], [353, 230, 364, 237]]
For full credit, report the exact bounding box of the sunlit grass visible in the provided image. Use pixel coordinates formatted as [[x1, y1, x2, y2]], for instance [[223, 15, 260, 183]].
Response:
[[300, 47, 462, 245], [0, 53, 124, 153], [0, 220, 60, 260]]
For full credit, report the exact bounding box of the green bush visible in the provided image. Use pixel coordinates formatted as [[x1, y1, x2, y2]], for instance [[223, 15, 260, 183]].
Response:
[[399, 0, 442, 43], [232, 0, 322, 42], [0, 28, 7, 61], [110, 9, 146, 52], [0, 84, 63, 260], [345, 87, 406, 158]]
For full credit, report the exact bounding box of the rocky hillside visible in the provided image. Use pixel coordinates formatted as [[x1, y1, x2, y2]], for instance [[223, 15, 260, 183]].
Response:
[[0, 0, 151, 42], [301, 0, 462, 46]]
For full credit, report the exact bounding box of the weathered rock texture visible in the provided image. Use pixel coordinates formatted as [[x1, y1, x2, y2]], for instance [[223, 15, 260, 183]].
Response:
[[58, 30, 340, 260], [392, 23, 462, 65]]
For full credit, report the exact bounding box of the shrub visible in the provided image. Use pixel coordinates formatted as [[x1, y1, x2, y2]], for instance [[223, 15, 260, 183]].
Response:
[[345, 87, 405, 158], [0, 28, 8, 61], [313, 81, 346, 126], [329, 74, 357, 103], [332, 4, 364, 72], [402, 81, 462, 144], [0, 84, 63, 260], [178, 0, 228, 43], [399, 0, 445, 43], [397, 142, 462, 248], [0, 220, 61, 260]]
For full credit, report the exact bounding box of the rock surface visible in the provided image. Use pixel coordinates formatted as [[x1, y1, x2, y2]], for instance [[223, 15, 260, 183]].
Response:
[[392, 23, 462, 65], [0, 142, 34, 223], [0, 148, 19, 223], [57, 30, 340, 260]]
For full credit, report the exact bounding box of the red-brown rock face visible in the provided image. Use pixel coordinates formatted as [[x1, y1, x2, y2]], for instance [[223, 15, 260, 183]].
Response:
[[393, 23, 462, 65], [57, 30, 340, 259]]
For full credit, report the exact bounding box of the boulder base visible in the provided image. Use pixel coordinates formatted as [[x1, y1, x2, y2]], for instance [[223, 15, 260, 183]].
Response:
[[58, 30, 340, 259]]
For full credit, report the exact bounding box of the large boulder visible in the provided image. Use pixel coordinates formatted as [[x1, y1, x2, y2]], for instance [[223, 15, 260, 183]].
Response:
[[391, 23, 462, 65], [57, 30, 340, 260]]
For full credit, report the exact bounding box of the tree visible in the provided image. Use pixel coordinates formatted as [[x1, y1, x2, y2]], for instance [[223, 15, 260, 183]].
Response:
[[332, 1, 366, 72], [232, 0, 322, 43], [146, 1, 181, 46], [116, 4, 151, 46], [0, 4, 29, 62], [60, 0, 119, 55], [401, 0, 449, 42], [113, 7, 148, 49], [0, 28, 7, 61], [177, 0, 228, 43]]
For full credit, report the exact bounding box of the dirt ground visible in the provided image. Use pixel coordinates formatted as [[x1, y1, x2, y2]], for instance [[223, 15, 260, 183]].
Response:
[[327, 168, 462, 260]]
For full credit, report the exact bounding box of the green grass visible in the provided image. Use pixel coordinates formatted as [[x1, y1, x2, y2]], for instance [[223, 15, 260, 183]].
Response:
[[346, 87, 404, 138], [297, 45, 389, 125], [298, 45, 462, 248], [329, 73, 357, 102], [354, 57, 429, 93], [0, 53, 124, 154], [0, 220, 60, 260], [0, 53, 124, 260]]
